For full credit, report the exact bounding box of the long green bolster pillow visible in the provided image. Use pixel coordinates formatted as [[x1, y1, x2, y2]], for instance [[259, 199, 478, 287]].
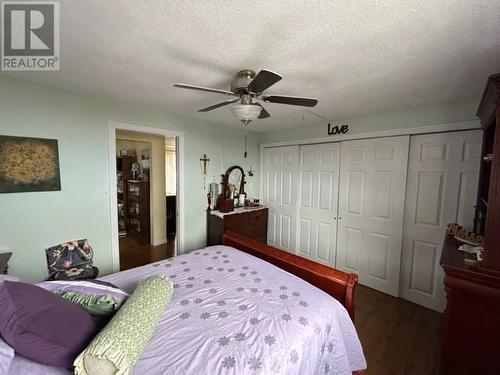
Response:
[[74, 275, 173, 375]]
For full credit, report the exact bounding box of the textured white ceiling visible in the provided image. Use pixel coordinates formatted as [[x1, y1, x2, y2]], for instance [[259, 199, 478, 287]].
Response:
[[3, 0, 500, 131]]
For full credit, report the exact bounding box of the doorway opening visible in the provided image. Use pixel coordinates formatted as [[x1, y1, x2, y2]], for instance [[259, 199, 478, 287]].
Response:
[[108, 121, 184, 272]]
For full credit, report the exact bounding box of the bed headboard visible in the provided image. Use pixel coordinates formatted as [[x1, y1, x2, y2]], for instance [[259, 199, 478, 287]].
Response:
[[222, 231, 358, 321]]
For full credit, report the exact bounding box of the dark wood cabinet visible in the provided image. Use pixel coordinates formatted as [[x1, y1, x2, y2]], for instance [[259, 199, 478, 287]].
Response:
[[207, 207, 268, 246], [477, 73, 500, 270], [166, 195, 176, 235], [440, 73, 500, 375], [117, 155, 136, 234], [127, 180, 150, 244]]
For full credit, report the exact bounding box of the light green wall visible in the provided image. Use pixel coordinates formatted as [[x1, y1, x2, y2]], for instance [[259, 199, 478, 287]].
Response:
[[0, 76, 259, 282], [259, 98, 479, 144], [221, 126, 260, 197]]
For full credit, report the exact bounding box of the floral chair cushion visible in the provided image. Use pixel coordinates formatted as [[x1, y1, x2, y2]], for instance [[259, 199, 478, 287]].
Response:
[[45, 239, 98, 280]]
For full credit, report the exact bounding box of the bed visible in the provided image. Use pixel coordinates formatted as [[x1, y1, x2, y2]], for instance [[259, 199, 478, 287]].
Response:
[[7, 231, 367, 374]]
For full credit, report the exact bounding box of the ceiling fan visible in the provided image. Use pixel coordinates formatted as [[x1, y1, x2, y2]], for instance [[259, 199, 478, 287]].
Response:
[[173, 69, 318, 124]]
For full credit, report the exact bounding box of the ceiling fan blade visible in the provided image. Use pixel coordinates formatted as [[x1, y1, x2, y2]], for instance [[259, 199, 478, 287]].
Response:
[[247, 70, 282, 94], [263, 95, 318, 107], [198, 98, 239, 112], [174, 83, 236, 96], [255, 103, 270, 119]]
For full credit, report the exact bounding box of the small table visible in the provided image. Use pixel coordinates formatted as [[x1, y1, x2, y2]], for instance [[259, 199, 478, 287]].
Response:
[[0, 253, 12, 274]]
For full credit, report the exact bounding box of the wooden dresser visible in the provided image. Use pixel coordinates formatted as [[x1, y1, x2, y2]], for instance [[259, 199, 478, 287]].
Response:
[[440, 236, 500, 374], [207, 207, 268, 246], [440, 73, 500, 374]]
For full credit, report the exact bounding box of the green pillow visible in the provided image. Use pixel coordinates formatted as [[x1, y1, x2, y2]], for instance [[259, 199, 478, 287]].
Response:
[[58, 291, 121, 316], [74, 275, 173, 375]]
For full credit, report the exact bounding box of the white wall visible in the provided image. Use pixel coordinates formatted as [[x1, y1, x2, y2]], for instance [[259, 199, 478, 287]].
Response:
[[259, 98, 479, 144]]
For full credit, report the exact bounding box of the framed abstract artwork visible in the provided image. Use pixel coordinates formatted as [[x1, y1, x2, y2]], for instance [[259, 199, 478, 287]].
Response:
[[0, 135, 61, 193]]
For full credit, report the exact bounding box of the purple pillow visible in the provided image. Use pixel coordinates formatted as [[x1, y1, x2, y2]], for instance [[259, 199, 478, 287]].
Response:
[[0, 281, 97, 368]]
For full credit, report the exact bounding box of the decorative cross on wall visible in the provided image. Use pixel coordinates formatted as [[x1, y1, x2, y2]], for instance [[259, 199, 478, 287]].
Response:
[[199, 154, 210, 189]]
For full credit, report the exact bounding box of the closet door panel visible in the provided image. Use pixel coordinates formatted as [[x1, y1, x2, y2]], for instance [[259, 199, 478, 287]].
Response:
[[368, 232, 390, 280], [298, 218, 312, 257], [457, 171, 480, 228], [372, 172, 392, 219], [267, 211, 277, 244], [337, 136, 409, 296], [297, 143, 340, 266], [279, 213, 293, 250], [263, 146, 299, 252], [401, 130, 482, 311], [347, 170, 365, 215], [317, 221, 333, 262], [344, 226, 362, 271]]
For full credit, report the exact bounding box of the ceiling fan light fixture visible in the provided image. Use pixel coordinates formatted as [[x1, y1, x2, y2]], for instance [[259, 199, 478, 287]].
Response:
[[174, 69, 319, 121], [230, 104, 261, 124]]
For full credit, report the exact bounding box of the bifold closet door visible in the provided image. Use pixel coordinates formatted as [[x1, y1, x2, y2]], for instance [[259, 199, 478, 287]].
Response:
[[336, 136, 409, 296], [296, 143, 340, 266], [262, 146, 299, 252], [401, 130, 482, 312]]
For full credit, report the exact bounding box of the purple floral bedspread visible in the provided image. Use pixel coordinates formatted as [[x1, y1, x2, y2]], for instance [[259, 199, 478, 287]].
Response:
[[9, 245, 366, 375]]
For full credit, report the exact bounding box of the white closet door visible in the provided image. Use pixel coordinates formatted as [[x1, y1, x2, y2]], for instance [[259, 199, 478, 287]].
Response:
[[262, 146, 299, 252], [401, 130, 482, 311], [337, 136, 409, 296], [297, 143, 340, 265]]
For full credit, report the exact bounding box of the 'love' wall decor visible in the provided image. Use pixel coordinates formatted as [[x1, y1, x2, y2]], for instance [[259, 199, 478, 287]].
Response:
[[327, 123, 349, 136]]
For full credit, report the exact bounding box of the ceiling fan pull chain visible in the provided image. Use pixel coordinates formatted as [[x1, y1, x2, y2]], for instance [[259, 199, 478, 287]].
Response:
[[244, 127, 248, 159]]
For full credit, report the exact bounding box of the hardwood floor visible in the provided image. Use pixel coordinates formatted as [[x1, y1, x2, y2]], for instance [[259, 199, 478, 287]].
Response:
[[119, 235, 176, 270], [355, 285, 442, 375]]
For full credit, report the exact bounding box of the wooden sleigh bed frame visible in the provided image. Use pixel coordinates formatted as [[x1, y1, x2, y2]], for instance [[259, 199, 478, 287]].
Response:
[[223, 231, 367, 375]]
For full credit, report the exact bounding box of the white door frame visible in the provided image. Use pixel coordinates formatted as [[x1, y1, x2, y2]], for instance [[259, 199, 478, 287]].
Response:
[[107, 120, 185, 272]]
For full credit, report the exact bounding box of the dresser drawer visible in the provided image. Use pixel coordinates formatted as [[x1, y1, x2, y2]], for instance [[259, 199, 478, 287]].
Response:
[[224, 213, 247, 232], [207, 208, 268, 246], [246, 210, 267, 227], [245, 209, 268, 240]]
